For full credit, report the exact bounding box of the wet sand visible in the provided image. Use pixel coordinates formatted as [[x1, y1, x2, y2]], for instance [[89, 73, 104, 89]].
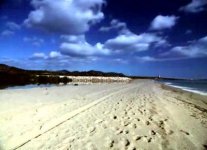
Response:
[[0, 80, 207, 150]]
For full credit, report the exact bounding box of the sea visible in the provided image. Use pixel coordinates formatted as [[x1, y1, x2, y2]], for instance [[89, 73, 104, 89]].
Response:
[[159, 79, 207, 96]]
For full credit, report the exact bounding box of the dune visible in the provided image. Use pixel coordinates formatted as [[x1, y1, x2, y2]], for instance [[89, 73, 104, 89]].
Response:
[[0, 79, 207, 150]]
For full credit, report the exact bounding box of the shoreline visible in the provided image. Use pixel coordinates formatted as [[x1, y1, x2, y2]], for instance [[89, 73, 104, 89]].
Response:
[[158, 83, 207, 119], [162, 81, 207, 96], [160, 82, 207, 102]]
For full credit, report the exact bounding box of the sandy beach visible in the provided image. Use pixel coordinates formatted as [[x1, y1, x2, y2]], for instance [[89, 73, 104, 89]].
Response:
[[0, 80, 207, 150]]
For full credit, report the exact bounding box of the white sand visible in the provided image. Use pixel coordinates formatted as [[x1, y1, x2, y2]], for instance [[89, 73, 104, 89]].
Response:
[[0, 80, 207, 150], [62, 76, 131, 83]]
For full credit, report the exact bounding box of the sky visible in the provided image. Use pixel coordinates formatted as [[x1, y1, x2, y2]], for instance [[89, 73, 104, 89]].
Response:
[[0, 0, 207, 78]]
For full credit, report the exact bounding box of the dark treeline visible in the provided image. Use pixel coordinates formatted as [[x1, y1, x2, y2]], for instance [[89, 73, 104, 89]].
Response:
[[29, 70, 126, 77], [0, 72, 72, 87], [0, 64, 126, 88]]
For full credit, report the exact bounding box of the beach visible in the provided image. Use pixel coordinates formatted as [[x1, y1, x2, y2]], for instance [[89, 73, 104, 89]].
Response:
[[0, 79, 207, 150]]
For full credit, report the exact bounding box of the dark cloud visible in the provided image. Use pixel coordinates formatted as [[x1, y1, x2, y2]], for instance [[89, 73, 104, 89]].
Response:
[[99, 19, 127, 32], [1, 30, 14, 36], [163, 36, 207, 58], [179, 0, 207, 13], [6, 21, 21, 30]]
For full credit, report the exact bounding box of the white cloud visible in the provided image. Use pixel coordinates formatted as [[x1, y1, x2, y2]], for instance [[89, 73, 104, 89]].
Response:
[[31, 52, 47, 59], [164, 36, 207, 58], [23, 37, 44, 47], [24, 0, 105, 34], [179, 0, 207, 13], [136, 56, 158, 62], [59, 30, 167, 57], [59, 34, 110, 57], [49, 51, 62, 59], [1, 30, 14, 36], [112, 58, 128, 64], [6, 21, 21, 30], [104, 31, 167, 52], [134, 36, 207, 62], [60, 35, 85, 43], [60, 41, 110, 57], [150, 15, 178, 30], [99, 19, 126, 32], [31, 51, 62, 60]]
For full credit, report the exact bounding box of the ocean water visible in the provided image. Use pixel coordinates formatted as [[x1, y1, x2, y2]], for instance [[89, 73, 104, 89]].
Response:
[[159, 79, 207, 96]]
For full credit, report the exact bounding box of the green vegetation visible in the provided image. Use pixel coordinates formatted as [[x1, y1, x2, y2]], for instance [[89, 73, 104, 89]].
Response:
[[0, 72, 72, 88]]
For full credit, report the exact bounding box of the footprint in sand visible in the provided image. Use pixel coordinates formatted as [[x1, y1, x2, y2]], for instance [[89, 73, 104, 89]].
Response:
[[105, 138, 115, 148], [116, 129, 123, 135], [112, 115, 117, 120], [142, 136, 152, 143], [124, 130, 129, 134], [122, 138, 130, 147], [138, 109, 143, 115], [136, 118, 140, 122], [122, 120, 130, 127], [147, 137, 152, 143], [203, 145, 207, 149], [88, 127, 96, 134], [134, 136, 142, 141], [134, 135, 152, 143], [131, 123, 137, 129], [145, 121, 150, 126], [150, 130, 156, 135], [159, 120, 164, 129], [180, 130, 190, 135], [95, 119, 103, 124], [148, 116, 153, 121], [129, 146, 136, 150]]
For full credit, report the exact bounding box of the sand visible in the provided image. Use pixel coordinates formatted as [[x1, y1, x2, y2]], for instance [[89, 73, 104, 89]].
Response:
[[61, 76, 131, 83], [0, 80, 207, 150]]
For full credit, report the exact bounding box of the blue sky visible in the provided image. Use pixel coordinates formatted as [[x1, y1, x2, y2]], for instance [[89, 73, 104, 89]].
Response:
[[0, 0, 207, 78]]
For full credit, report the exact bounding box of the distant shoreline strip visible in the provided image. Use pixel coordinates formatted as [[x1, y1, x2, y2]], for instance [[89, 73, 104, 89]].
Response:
[[164, 82, 207, 96]]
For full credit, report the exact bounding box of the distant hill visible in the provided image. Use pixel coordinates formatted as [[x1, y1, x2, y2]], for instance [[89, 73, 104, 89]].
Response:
[[0, 64, 26, 74], [0, 64, 126, 77]]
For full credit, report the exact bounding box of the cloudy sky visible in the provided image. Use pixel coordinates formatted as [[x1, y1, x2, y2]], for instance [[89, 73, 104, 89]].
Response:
[[0, 0, 207, 78]]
